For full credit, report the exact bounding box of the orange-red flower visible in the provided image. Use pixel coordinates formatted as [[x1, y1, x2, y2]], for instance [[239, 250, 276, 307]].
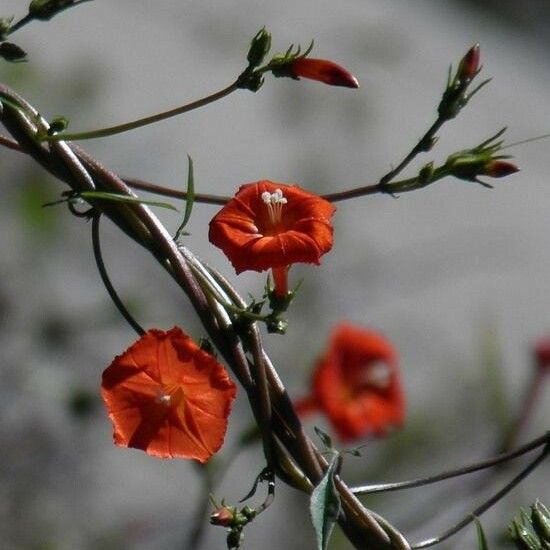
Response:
[[208, 180, 336, 297], [101, 327, 236, 463], [296, 322, 405, 441], [290, 57, 359, 88]]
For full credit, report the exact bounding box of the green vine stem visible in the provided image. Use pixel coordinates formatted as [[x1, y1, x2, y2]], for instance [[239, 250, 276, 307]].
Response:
[[40, 80, 241, 142]]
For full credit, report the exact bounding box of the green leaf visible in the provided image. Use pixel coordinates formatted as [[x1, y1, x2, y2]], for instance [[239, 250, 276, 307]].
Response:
[[310, 453, 342, 550], [79, 191, 178, 211], [474, 517, 489, 550], [175, 154, 195, 240]]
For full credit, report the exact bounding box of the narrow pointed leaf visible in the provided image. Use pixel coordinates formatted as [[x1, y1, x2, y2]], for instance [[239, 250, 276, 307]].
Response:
[[79, 191, 178, 211], [474, 517, 489, 550], [175, 154, 195, 240], [310, 453, 342, 550]]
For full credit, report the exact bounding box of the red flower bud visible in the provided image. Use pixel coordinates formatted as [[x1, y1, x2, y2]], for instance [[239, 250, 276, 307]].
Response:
[[290, 57, 359, 88], [210, 506, 235, 527], [458, 43, 480, 82], [533, 336, 550, 373], [482, 160, 519, 178]]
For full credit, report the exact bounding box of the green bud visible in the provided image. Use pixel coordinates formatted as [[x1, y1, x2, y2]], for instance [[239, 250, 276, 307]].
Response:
[[509, 520, 541, 550], [0, 17, 13, 39], [241, 506, 256, 521], [531, 501, 550, 544], [29, 0, 82, 21], [0, 41, 27, 62], [47, 116, 69, 135], [237, 70, 264, 92], [247, 27, 271, 68]]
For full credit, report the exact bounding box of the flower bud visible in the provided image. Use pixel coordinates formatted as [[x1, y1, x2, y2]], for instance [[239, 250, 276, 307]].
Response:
[[458, 43, 480, 82], [509, 513, 540, 550], [210, 506, 235, 527], [247, 28, 271, 68], [533, 336, 550, 373], [482, 160, 519, 178], [290, 57, 359, 88], [0, 18, 13, 39], [29, 0, 77, 21], [0, 42, 27, 62], [531, 501, 550, 543]]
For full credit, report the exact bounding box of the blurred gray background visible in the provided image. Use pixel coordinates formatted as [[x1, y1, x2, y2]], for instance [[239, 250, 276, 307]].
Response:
[[0, 1, 548, 549]]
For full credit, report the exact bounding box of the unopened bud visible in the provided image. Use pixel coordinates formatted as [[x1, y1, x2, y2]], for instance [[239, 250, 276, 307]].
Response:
[[531, 501, 550, 543], [290, 57, 359, 88], [29, 0, 77, 21], [210, 506, 235, 527], [509, 517, 540, 550], [533, 337, 550, 373], [482, 160, 519, 178], [458, 43, 480, 82], [0, 42, 27, 62], [247, 28, 271, 68], [0, 18, 13, 39]]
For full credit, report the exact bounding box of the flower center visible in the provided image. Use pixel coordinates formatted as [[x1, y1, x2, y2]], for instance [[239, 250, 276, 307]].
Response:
[[155, 391, 172, 406], [154, 385, 184, 408], [261, 188, 287, 226], [355, 361, 392, 390]]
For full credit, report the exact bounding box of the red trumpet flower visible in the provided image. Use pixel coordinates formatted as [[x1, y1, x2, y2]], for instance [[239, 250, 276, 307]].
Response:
[[290, 57, 359, 88], [209, 180, 335, 298], [101, 327, 236, 463], [296, 322, 405, 441]]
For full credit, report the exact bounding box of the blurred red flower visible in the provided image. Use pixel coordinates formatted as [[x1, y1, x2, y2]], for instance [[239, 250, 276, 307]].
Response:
[[296, 322, 405, 441], [209, 180, 335, 297], [290, 58, 359, 88], [101, 327, 236, 463]]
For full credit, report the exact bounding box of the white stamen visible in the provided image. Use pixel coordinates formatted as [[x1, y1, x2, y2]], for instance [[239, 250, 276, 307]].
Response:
[[155, 393, 171, 406], [361, 361, 391, 389], [261, 188, 287, 225]]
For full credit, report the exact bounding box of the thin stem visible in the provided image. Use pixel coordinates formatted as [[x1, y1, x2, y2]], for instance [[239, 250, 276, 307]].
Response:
[[411, 446, 549, 548], [352, 432, 549, 495], [42, 80, 241, 141], [124, 176, 230, 206], [91, 213, 145, 336], [378, 118, 444, 187], [0, 132, 450, 204]]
